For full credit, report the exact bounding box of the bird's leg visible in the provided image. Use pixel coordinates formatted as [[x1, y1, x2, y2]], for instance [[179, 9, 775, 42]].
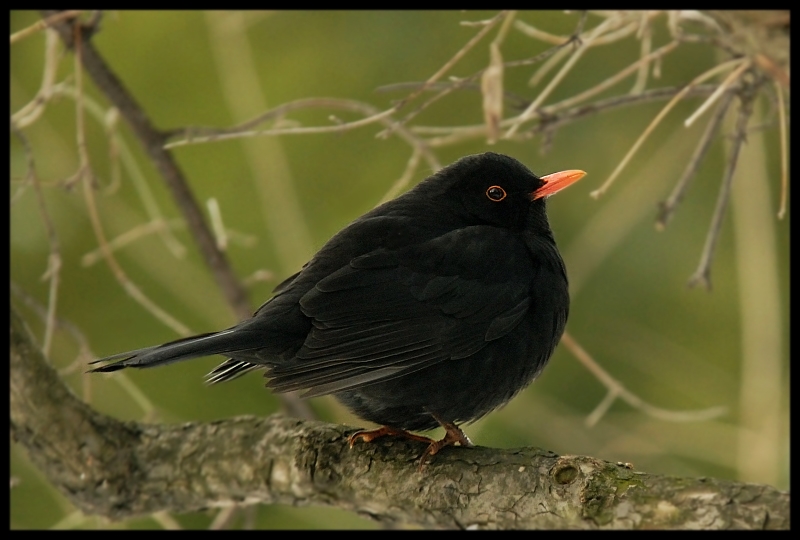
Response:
[[348, 426, 436, 447], [348, 416, 474, 470], [418, 416, 474, 470]]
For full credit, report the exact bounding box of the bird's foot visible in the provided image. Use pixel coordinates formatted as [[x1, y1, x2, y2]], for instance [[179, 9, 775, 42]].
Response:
[[418, 422, 473, 470], [348, 419, 473, 471], [348, 426, 435, 447]]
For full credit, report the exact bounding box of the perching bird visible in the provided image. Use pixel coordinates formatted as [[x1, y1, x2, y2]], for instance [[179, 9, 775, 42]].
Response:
[[90, 152, 585, 464]]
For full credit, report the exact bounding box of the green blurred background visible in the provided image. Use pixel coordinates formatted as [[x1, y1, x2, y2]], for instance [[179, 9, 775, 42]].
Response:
[[11, 11, 789, 529]]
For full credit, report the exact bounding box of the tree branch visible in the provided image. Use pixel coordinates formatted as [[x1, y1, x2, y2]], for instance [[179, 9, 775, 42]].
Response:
[[10, 307, 789, 530]]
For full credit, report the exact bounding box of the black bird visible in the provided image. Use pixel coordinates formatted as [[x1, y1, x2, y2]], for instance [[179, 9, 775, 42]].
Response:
[[90, 152, 585, 464]]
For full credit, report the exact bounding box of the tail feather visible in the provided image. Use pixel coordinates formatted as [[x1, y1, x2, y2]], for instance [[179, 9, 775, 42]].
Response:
[[88, 327, 265, 374], [204, 358, 261, 384]]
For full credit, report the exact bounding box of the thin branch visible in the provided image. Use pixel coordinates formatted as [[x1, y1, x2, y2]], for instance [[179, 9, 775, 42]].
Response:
[[376, 80, 524, 109], [590, 57, 750, 199], [167, 99, 399, 145], [481, 11, 516, 143], [378, 76, 480, 138], [684, 59, 751, 127], [753, 52, 790, 89], [81, 218, 185, 267], [536, 40, 681, 115], [169, 13, 506, 150], [528, 85, 721, 138], [629, 11, 652, 95], [11, 128, 62, 359], [376, 37, 583, 134], [10, 9, 83, 44], [657, 90, 736, 230], [209, 507, 239, 530], [524, 16, 640, 89], [79, 196, 194, 341], [42, 10, 252, 321], [10, 29, 61, 128], [10, 274, 160, 420], [206, 198, 228, 251], [377, 148, 424, 205], [774, 80, 788, 220], [405, 10, 506, 104], [376, 10, 509, 139], [10, 281, 94, 377], [688, 82, 758, 290], [419, 85, 720, 148], [65, 22, 193, 338], [167, 97, 440, 172], [50, 84, 188, 259], [241, 269, 275, 288], [560, 332, 727, 427], [514, 19, 577, 45], [505, 16, 621, 138]]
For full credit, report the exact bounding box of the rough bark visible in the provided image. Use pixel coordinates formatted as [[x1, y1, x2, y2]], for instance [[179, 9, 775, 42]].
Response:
[[10, 308, 789, 529]]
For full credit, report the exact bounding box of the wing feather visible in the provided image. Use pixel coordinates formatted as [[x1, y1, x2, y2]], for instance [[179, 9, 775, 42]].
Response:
[[266, 226, 538, 396]]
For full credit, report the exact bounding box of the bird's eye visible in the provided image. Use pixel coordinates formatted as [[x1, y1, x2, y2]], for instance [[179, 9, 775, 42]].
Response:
[[485, 186, 507, 202]]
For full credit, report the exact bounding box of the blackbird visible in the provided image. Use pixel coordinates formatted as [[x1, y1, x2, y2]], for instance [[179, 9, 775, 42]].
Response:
[[90, 152, 585, 464]]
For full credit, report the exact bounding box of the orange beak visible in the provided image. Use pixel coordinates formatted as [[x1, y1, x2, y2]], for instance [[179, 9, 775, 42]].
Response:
[[531, 170, 586, 200]]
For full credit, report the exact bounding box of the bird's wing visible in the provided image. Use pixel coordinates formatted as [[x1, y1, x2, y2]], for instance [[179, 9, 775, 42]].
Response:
[[266, 226, 539, 397]]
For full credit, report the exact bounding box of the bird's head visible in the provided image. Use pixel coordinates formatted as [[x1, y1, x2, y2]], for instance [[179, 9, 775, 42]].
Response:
[[434, 152, 585, 230]]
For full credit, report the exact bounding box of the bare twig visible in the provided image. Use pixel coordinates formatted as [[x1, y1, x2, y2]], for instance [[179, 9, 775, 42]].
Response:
[[241, 269, 275, 288], [514, 19, 576, 45], [377, 37, 582, 132], [688, 80, 759, 290], [530, 85, 721, 139], [376, 10, 509, 140], [38, 84, 188, 259], [753, 52, 790, 89], [419, 84, 719, 148], [657, 90, 736, 230], [377, 148, 425, 205], [479, 12, 518, 144], [536, 40, 681, 115], [505, 16, 622, 138], [481, 42, 506, 143], [167, 97, 440, 172], [81, 218, 185, 267], [42, 10, 252, 320], [209, 506, 239, 530], [774, 80, 788, 220], [524, 15, 640, 90], [69, 26, 191, 337], [10, 279, 159, 419], [630, 12, 652, 95], [10, 29, 61, 128], [10, 9, 82, 44], [11, 128, 62, 359], [168, 98, 397, 143], [206, 198, 228, 251], [407, 10, 507, 105], [590, 57, 750, 199], [10, 281, 94, 376], [684, 59, 751, 127], [560, 332, 727, 427]]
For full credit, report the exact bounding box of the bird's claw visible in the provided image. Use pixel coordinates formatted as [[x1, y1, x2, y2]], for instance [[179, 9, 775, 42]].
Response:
[[348, 426, 435, 448]]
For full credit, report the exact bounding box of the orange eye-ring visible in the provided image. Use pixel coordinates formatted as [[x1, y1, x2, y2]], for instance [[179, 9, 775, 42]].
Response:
[[486, 185, 507, 202]]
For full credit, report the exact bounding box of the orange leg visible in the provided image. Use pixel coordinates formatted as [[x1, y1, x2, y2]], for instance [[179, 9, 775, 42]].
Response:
[[348, 416, 474, 470], [348, 426, 435, 447], [418, 421, 473, 470]]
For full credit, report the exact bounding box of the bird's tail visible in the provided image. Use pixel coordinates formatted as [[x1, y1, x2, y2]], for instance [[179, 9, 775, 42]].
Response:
[[88, 324, 269, 375]]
